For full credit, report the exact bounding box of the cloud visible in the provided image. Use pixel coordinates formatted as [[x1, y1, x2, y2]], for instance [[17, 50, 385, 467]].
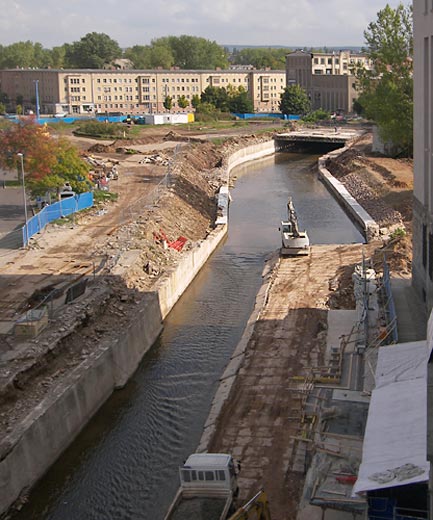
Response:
[[0, 0, 408, 48]]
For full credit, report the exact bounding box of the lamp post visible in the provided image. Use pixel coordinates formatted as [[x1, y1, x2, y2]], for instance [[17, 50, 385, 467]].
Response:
[[33, 80, 40, 120], [17, 153, 29, 245]]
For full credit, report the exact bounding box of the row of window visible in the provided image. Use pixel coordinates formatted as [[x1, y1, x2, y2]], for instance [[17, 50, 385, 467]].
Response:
[[181, 469, 226, 483]]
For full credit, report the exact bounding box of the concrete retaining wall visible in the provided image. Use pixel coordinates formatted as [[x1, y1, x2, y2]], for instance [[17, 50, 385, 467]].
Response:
[[0, 140, 277, 515], [318, 149, 379, 242], [226, 140, 276, 172]]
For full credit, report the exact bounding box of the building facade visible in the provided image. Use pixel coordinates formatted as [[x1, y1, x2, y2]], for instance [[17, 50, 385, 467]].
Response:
[[0, 68, 286, 116], [285, 50, 368, 114], [413, 0, 433, 310], [311, 51, 372, 76]]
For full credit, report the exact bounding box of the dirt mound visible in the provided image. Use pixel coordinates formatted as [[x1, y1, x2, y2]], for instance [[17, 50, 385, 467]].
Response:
[[88, 143, 117, 153]]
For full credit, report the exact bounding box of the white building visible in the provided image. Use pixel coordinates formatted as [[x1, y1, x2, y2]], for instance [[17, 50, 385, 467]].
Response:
[[413, 0, 433, 310]]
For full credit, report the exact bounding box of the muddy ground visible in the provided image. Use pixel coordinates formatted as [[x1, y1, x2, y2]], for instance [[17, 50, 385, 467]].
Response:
[[0, 123, 413, 516]]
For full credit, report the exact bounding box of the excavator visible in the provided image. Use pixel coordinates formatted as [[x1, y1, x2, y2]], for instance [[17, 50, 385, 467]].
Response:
[[279, 197, 310, 256], [228, 490, 272, 520]]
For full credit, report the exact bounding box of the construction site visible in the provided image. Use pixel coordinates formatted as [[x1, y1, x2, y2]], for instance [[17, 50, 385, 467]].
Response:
[[0, 121, 423, 520]]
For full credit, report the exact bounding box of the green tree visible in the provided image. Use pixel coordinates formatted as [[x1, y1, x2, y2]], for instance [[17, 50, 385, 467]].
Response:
[[153, 35, 228, 69], [0, 102, 5, 114], [231, 47, 287, 69], [279, 85, 310, 116], [124, 45, 150, 68], [178, 95, 189, 109], [191, 94, 201, 109], [201, 86, 229, 112], [354, 3, 413, 155], [227, 86, 253, 113], [163, 96, 173, 111], [195, 102, 220, 121], [65, 33, 122, 68]]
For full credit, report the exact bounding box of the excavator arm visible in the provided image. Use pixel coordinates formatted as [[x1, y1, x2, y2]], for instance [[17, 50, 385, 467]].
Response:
[[228, 490, 271, 520]]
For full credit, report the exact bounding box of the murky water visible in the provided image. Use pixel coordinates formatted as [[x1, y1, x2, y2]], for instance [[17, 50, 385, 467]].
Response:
[[11, 153, 363, 520]]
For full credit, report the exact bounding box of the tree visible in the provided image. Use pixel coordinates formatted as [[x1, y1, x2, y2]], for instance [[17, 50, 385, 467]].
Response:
[[153, 35, 228, 69], [0, 122, 90, 197], [354, 3, 413, 155], [227, 86, 253, 113], [191, 94, 201, 109], [177, 96, 189, 109], [201, 86, 229, 112], [279, 85, 310, 116], [0, 102, 5, 114], [163, 96, 173, 111], [65, 33, 122, 68], [230, 47, 287, 69]]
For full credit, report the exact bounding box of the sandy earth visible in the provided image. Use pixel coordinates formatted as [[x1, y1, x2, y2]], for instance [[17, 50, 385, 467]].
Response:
[[207, 244, 375, 520], [0, 123, 413, 516]]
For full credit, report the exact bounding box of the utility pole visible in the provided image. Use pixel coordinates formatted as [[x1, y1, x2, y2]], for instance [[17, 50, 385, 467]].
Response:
[[17, 153, 29, 245], [34, 80, 40, 120]]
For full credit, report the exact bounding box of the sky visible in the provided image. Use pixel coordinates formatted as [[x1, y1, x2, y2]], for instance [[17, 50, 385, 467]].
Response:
[[1, 0, 408, 49]]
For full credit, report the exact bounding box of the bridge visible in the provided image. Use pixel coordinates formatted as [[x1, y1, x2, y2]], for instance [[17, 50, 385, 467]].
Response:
[[274, 127, 364, 151]]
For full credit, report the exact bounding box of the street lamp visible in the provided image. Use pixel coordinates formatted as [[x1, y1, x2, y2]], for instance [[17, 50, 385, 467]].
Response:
[[17, 153, 29, 246]]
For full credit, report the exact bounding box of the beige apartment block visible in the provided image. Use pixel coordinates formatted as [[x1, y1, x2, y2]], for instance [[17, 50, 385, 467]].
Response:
[[0, 68, 286, 116], [413, 0, 433, 311]]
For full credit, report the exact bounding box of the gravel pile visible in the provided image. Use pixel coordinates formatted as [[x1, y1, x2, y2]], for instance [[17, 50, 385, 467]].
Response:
[[343, 173, 403, 227]]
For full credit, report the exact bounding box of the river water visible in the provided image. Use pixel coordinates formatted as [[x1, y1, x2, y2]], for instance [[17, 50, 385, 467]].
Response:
[[12, 153, 364, 520]]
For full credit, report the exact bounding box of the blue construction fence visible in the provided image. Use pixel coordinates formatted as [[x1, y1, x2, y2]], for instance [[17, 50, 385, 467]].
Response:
[[22, 192, 94, 245], [232, 113, 301, 120]]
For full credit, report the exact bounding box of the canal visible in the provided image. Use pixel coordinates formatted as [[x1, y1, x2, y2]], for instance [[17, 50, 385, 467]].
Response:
[[12, 153, 364, 520]]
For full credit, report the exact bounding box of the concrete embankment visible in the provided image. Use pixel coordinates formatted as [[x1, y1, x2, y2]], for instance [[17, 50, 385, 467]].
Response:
[[0, 139, 278, 515], [318, 147, 380, 241]]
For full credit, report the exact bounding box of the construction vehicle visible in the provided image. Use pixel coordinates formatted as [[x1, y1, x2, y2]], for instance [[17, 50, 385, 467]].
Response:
[[164, 453, 239, 520], [228, 490, 271, 520], [164, 453, 271, 520], [279, 197, 310, 256]]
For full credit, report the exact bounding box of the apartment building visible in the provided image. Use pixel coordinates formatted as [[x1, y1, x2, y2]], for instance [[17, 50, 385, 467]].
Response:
[[0, 68, 286, 116], [413, 0, 433, 311], [311, 51, 372, 76], [285, 49, 369, 113]]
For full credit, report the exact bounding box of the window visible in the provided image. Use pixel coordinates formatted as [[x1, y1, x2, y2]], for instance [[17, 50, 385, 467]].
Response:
[[217, 470, 226, 481], [205, 471, 214, 481]]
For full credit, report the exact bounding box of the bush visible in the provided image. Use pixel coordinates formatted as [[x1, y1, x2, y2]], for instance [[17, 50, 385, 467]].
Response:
[[74, 121, 127, 138], [302, 109, 331, 123]]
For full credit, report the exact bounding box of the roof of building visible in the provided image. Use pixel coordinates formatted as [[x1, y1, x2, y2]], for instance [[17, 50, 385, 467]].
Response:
[[353, 340, 429, 496]]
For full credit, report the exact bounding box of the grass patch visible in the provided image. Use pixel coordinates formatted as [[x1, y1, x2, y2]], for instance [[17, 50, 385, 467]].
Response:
[[1, 180, 20, 187], [51, 215, 74, 226], [93, 190, 119, 204]]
